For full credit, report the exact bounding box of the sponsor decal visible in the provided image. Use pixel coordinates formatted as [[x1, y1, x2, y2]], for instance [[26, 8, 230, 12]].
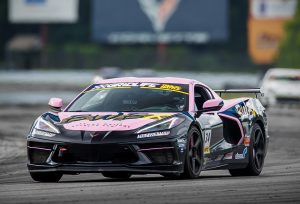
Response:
[[102, 122, 130, 128], [204, 129, 212, 154], [61, 113, 172, 124], [87, 83, 189, 95], [235, 102, 257, 120], [137, 0, 181, 33], [90, 82, 159, 91], [177, 138, 186, 151], [235, 147, 248, 159], [159, 84, 181, 91], [66, 122, 131, 129], [32, 129, 56, 137], [137, 131, 170, 139]]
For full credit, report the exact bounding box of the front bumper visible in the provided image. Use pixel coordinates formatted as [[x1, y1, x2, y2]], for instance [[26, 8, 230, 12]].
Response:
[[27, 138, 186, 174]]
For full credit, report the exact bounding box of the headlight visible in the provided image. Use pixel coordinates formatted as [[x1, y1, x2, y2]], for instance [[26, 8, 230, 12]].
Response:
[[31, 117, 60, 137], [137, 117, 185, 134]]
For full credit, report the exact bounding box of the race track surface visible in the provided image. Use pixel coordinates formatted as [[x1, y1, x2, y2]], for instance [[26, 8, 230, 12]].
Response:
[[0, 106, 299, 204]]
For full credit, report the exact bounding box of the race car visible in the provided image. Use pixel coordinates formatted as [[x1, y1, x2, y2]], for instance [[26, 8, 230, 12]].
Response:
[[27, 77, 268, 182], [260, 68, 300, 107]]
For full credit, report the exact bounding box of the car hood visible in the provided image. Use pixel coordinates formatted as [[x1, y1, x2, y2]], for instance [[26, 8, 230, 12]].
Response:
[[58, 112, 176, 131]]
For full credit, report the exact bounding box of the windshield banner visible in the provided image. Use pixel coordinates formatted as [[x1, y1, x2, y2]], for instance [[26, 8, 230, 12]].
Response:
[[87, 83, 189, 95]]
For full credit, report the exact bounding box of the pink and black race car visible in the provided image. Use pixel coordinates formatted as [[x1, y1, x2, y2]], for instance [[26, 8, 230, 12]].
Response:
[[27, 77, 268, 182]]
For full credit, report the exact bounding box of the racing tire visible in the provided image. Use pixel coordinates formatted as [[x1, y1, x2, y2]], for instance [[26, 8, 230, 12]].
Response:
[[182, 127, 203, 179], [229, 123, 266, 176], [29, 172, 63, 182], [102, 172, 131, 179]]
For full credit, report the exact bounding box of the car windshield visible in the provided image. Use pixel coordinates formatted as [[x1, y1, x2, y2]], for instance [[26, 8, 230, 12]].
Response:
[[67, 82, 189, 112], [270, 75, 300, 81]]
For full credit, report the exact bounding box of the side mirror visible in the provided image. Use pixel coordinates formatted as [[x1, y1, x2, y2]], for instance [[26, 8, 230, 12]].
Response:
[[48, 98, 63, 112], [202, 99, 223, 112]]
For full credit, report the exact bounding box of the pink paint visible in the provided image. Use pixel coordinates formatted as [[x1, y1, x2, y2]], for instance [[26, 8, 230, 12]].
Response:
[[96, 77, 198, 85], [189, 83, 194, 111], [218, 98, 248, 112], [218, 113, 245, 145], [48, 98, 63, 108], [203, 98, 223, 109], [58, 112, 176, 131]]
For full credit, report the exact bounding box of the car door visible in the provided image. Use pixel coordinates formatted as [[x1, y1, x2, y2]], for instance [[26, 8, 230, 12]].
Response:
[[193, 85, 225, 165]]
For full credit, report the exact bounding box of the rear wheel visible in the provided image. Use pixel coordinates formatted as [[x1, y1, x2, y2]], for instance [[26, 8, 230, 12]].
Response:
[[29, 172, 63, 182], [102, 172, 131, 179], [182, 127, 203, 179], [229, 123, 266, 176]]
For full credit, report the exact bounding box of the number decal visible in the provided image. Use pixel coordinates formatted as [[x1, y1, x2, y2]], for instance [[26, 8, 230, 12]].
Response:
[[204, 130, 211, 154]]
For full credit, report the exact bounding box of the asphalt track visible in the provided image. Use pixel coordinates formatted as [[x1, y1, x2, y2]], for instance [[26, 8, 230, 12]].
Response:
[[0, 106, 299, 204]]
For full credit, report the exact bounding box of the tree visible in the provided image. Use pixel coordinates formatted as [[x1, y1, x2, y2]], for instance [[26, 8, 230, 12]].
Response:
[[277, 3, 300, 68]]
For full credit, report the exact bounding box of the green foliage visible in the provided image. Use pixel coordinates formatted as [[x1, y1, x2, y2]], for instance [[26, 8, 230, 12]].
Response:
[[42, 43, 258, 72], [277, 3, 300, 68]]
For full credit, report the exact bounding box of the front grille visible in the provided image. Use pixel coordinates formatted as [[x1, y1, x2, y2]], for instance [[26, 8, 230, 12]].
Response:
[[52, 144, 138, 164], [138, 142, 175, 164], [28, 148, 51, 164], [138, 142, 173, 150], [143, 149, 174, 164], [27, 142, 53, 164], [28, 141, 53, 149]]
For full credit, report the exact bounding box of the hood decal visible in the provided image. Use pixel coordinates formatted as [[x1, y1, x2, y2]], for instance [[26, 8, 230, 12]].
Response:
[[58, 112, 175, 131]]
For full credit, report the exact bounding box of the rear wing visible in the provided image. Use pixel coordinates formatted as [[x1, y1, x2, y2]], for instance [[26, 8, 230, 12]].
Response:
[[213, 89, 263, 99]]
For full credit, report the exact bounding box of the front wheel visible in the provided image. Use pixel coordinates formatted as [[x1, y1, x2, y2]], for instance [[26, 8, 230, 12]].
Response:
[[29, 172, 63, 182], [229, 123, 266, 176], [182, 127, 203, 179]]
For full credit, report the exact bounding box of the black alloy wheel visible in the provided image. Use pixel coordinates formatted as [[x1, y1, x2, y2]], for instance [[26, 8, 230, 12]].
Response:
[[253, 126, 265, 171], [229, 123, 266, 176], [183, 127, 203, 178]]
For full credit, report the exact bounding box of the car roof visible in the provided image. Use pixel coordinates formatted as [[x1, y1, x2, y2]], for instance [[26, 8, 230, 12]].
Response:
[[94, 77, 206, 86]]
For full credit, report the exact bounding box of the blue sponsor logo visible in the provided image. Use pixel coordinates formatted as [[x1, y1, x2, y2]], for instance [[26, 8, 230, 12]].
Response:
[[235, 147, 248, 159]]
